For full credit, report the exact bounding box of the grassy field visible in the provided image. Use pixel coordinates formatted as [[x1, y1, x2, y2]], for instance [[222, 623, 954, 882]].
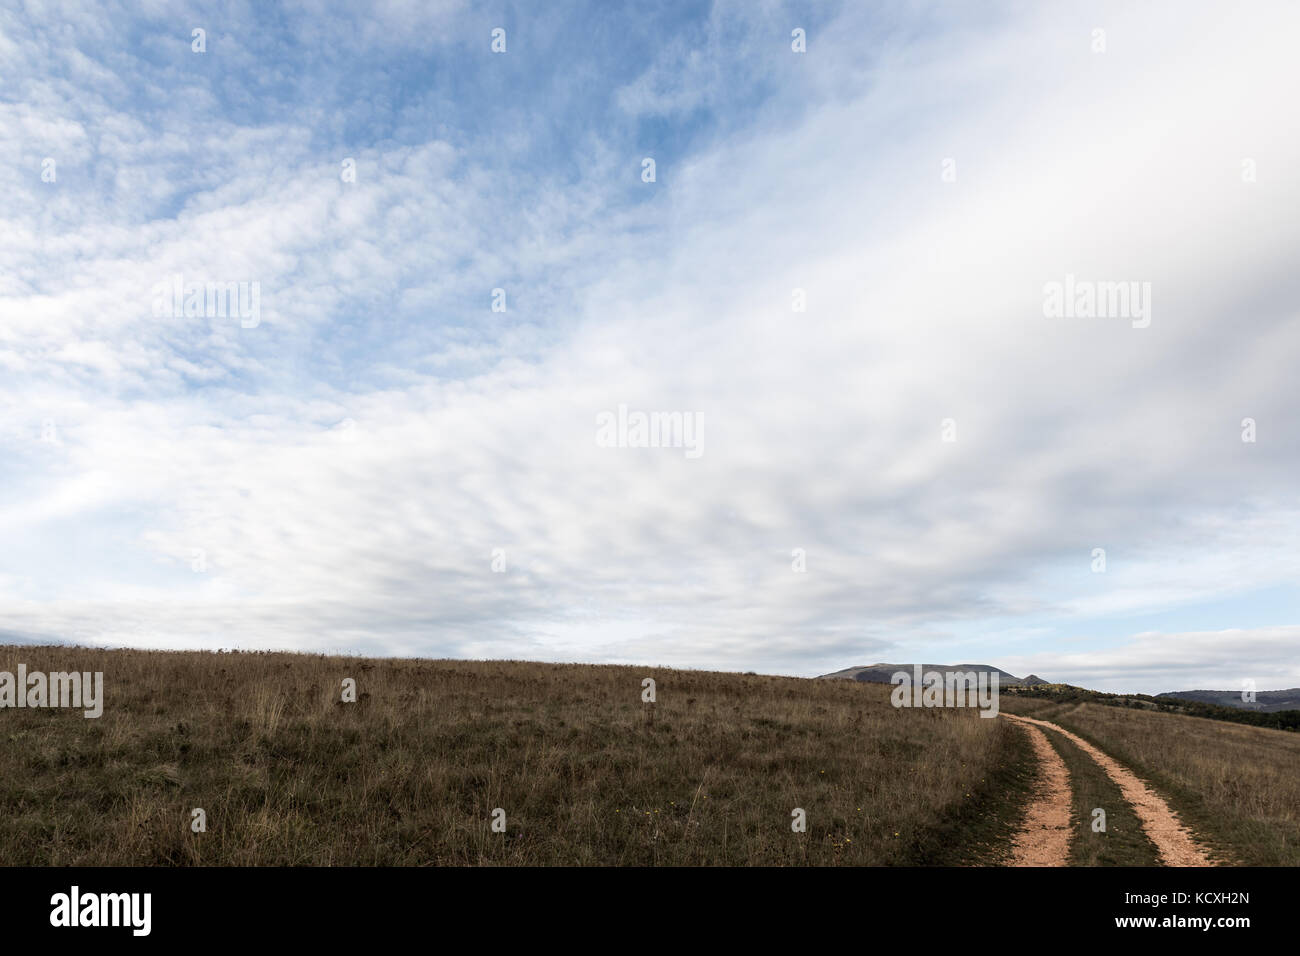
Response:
[[0, 645, 1030, 866], [999, 696, 1300, 866]]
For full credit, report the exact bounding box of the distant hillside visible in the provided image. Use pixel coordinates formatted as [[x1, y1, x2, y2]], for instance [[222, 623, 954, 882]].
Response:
[[819, 663, 1047, 686], [823, 665, 1300, 731], [1157, 688, 1300, 713], [1003, 681, 1300, 732]]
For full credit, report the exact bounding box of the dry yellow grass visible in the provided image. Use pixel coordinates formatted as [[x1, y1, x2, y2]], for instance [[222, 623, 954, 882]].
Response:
[[0, 645, 1029, 866]]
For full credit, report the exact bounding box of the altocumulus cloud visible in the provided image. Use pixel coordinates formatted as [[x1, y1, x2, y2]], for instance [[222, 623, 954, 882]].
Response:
[[1, 0, 1298, 693]]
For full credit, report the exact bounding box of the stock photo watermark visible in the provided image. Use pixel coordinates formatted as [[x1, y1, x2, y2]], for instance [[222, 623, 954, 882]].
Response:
[[50, 887, 150, 936], [152, 273, 261, 328], [596, 405, 703, 458], [890, 665, 1000, 717], [0, 666, 103, 718], [1042, 274, 1151, 328]]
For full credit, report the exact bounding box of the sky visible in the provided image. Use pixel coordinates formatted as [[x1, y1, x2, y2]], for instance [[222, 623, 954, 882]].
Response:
[[2, 0, 1298, 694]]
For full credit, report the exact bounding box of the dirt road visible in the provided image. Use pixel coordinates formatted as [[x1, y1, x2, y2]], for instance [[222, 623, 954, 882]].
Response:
[[1004, 712, 1213, 866]]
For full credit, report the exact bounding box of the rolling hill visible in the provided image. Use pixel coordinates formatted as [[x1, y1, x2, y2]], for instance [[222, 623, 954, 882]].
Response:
[[1156, 687, 1300, 713], [819, 663, 1049, 686]]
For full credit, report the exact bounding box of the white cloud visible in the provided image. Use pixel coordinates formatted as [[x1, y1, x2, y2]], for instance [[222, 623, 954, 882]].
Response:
[[1, 1, 1298, 691]]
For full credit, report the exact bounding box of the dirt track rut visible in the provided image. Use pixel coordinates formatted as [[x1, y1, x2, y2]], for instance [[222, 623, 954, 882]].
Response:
[[1006, 718, 1073, 866]]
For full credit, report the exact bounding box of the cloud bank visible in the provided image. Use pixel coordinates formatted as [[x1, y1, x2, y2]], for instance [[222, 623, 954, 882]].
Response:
[[2, 1, 1298, 693]]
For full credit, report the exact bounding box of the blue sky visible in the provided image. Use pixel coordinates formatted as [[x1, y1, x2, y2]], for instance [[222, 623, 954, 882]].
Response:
[[2, 0, 1299, 693]]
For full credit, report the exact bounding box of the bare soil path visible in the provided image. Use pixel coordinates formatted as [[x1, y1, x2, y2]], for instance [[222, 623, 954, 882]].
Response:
[[1005, 712, 1213, 867], [1005, 717, 1073, 866]]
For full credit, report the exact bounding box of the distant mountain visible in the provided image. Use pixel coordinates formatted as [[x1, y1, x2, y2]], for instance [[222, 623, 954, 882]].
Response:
[[1156, 688, 1300, 713], [819, 663, 1043, 686]]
